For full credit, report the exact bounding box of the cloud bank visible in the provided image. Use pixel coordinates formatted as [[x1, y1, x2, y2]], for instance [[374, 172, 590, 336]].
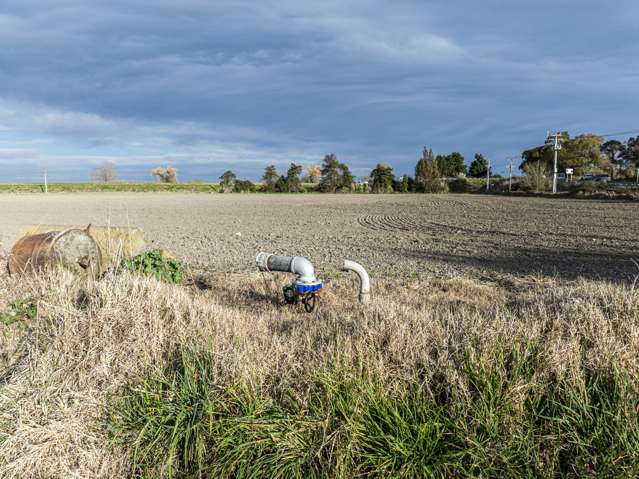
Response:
[[0, 0, 638, 181]]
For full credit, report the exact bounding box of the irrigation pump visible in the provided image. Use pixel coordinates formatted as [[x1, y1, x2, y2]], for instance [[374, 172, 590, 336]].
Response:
[[256, 252, 323, 313]]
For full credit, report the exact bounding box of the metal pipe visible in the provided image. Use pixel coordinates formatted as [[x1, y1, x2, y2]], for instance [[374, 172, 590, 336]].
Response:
[[342, 259, 370, 304], [256, 252, 318, 284]]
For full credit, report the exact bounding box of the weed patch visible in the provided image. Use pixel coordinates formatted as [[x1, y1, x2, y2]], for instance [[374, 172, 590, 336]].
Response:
[[0, 297, 38, 330], [120, 249, 185, 284]]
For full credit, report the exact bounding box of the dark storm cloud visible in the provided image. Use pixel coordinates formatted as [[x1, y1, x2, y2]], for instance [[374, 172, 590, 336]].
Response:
[[0, 0, 638, 180]]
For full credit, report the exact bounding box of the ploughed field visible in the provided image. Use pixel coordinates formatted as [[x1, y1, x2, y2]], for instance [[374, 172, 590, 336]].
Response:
[[1, 193, 638, 281]]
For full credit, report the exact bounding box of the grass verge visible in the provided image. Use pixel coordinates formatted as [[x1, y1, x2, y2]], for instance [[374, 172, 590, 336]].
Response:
[[0, 268, 638, 477], [110, 344, 639, 477], [0, 182, 219, 193]]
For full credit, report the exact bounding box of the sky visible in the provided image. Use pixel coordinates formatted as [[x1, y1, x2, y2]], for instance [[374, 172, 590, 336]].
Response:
[[1, 0, 638, 182]]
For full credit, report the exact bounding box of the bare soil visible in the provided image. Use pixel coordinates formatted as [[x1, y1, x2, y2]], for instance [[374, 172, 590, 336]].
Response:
[[1, 193, 638, 281]]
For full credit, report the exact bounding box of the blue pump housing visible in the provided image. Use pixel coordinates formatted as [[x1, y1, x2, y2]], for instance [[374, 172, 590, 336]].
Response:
[[294, 279, 323, 293]]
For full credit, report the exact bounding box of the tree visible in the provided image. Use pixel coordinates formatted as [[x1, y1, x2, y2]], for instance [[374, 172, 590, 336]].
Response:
[[601, 140, 625, 179], [400, 174, 409, 193], [151, 167, 178, 183], [415, 147, 446, 193], [286, 163, 303, 192], [320, 154, 352, 192], [92, 162, 117, 182], [369, 163, 394, 193], [436, 152, 466, 177], [415, 148, 434, 189], [520, 133, 605, 175], [565, 134, 605, 172], [219, 170, 236, 191], [601, 140, 625, 165], [262, 165, 279, 192], [520, 145, 553, 172], [275, 175, 288, 193], [468, 154, 489, 178], [320, 154, 341, 192], [397, 173, 415, 193], [339, 163, 353, 190], [622, 137, 639, 168], [306, 165, 321, 184]]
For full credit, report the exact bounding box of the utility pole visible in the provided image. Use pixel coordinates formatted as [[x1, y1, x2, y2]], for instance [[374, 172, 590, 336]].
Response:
[[486, 159, 490, 192], [506, 157, 516, 192], [44, 169, 48, 194], [545, 131, 564, 194]]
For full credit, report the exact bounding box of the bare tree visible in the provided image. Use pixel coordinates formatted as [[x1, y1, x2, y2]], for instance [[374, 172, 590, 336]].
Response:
[[92, 162, 117, 183], [151, 167, 178, 183]]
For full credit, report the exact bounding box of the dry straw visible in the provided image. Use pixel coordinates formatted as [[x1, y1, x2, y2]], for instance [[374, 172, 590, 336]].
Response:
[[0, 260, 637, 476]]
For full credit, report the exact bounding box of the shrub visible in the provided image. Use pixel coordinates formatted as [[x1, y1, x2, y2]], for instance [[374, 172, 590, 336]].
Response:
[[521, 162, 549, 192], [274, 175, 289, 193], [233, 179, 256, 192], [120, 249, 185, 284], [423, 178, 448, 193], [579, 180, 609, 193], [448, 177, 470, 193]]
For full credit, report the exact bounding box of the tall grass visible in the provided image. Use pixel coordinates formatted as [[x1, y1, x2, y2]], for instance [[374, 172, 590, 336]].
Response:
[[110, 343, 639, 477], [1, 267, 638, 477]]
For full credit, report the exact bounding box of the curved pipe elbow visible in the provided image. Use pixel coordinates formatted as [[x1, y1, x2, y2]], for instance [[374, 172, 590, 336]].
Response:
[[256, 252, 318, 284], [342, 259, 370, 304], [291, 256, 316, 284]]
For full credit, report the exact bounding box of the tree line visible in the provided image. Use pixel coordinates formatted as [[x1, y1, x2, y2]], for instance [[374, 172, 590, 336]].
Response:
[[90, 149, 491, 193], [214, 149, 493, 193], [90, 132, 639, 192]]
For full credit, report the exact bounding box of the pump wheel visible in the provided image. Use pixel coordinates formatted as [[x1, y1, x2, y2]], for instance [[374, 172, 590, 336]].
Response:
[[282, 285, 298, 304], [302, 293, 318, 313]]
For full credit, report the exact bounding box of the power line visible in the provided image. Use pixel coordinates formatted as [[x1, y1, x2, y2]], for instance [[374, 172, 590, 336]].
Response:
[[598, 129, 639, 138]]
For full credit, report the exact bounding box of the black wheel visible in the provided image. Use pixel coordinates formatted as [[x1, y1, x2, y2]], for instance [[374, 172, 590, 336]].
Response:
[[303, 293, 318, 313], [283, 285, 298, 304]]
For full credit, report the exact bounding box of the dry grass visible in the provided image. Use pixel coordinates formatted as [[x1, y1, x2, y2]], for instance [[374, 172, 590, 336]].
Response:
[[0, 259, 637, 476]]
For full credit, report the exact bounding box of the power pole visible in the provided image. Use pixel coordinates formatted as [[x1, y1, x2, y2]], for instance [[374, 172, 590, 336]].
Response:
[[506, 157, 516, 192], [486, 159, 490, 192], [545, 131, 564, 194]]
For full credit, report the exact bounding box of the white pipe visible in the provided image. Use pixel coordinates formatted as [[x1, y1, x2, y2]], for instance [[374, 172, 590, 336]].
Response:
[[342, 260, 370, 304], [256, 252, 318, 284], [290, 256, 316, 284]]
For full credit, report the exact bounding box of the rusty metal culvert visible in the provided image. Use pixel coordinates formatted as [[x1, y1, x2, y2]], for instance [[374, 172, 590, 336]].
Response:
[[8, 227, 102, 277]]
